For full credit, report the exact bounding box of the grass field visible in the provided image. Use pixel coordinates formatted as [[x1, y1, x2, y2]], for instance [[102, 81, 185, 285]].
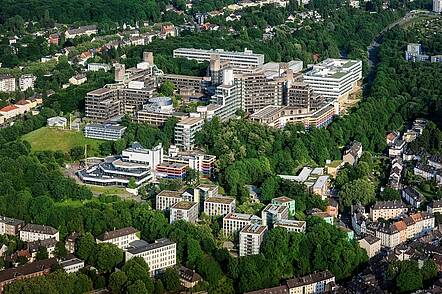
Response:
[[22, 127, 103, 154]]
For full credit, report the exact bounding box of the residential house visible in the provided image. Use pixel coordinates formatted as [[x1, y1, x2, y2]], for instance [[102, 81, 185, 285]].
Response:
[[286, 270, 336, 294], [414, 163, 436, 180], [358, 235, 381, 258], [69, 74, 87, 85], [369, 201, 407, 221], [427, 200, 442, 215], [342, 141, 362, 166], [96, 227, 140, 250], [178, 266, 203, 289], [402, 186, 424, 209], [59, 258, 85, 273], [20, 224, 59, 242]]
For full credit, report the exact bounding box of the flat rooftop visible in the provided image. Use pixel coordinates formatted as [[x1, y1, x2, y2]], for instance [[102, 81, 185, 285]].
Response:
[[240, 224, 267, 235], [205, 196, 235, 205], [157, 190, 183, 198], [171, 201, 197, 210], [177, 116, 204, 126]]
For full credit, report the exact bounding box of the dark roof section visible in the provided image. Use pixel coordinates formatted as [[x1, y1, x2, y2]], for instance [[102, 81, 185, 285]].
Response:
[[178, 265, 203, 283], [245, 285, 289, 294], [286, 270, 335, 288], [372, 200, 406, 210], [21, 224, 58, 235], [0, 258, 57, 283], [0, 216, 24, 226], [96, 227, 139, 241], [126, 238, 174, 255]]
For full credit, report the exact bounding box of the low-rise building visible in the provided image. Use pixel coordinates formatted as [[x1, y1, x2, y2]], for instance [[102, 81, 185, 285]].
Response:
[[239, 224, 267, 257], [0, 216, 24, 236], [125, 238, 176, 276], [65, 25, 97, 39], [84, 124, 126, 141], [271, 197, 296, 216], [370, 201, 407, 221], [20, 224, 59, 242], [69, 74, 87, 85], [47, 116, 68, 128], [156, 190, 184, 211], [427, 200, 442, 214], [274, 219, 306, 233], [96, 227, 140, 250], [0, 258, 57, 292], [27, 238, 57, 261], [87, 63, 112, 72], [342, 141, 362, 166], [286, 270, 336, 294], [59, 258, 85, 273], [262, 204, 289, 228], [204, 196, 236, 216], [402, 186, 424, 209], [223, 212, 261, 236], [358, 235, 381, 258], [170, 201, 198, 224], [178, 265, 203, 289], [414, 163, 436, 180], [245, 285, 289, 294]]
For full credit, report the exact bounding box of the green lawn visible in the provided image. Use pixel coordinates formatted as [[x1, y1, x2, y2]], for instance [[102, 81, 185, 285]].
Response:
[[22, 127, 103, 154]]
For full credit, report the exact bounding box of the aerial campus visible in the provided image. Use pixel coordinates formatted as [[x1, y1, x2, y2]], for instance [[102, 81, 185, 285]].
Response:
[[0, 0, 441, 293]]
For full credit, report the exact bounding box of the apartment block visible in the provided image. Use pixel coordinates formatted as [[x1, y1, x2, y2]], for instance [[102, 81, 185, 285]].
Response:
[[239, 224, 267, 257], [0, 216, 24, 236], [156, 190, 184, 211], [427, 200, 442, 214], [170, 201, 199, 224], [125, 238, 176, 276], [401, 186, 425, 209], [261, 204, 289, 228], [274, 219, 306, 233], [271, 197, 296, 216], [358, 235, 381, 258], [85, 88, 120, 122], [223, 212, 261, 236], [173, 48, 265, 73], [434, 0, 442, 13], [19, 74, 37, 91], [303, 58, 362, 108], [204, 196, 236, 216], [369, 200, 407, 221], [84, 123, 126, 141], [59, 258, 85, 274], [20, 224, 59, 242], [286, 270, 335, 294], [286, 82, 324, 112], [174, 117, 204, 151], [96, 227, 140, 250], [0, 75, 16, 93]]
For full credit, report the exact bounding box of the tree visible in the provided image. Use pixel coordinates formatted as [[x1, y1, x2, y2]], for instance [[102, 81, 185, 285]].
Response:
[[109, 271, 128, 294], [187, 238, 204, 268], [185, 168, 198, 185], [153, 279, 165, 294], [126, 280, 149, 294], [70, 146, 84, 161], [54, 241, 68, 258], [161, 267, 181, 292], [381, 187, 401, 201], [421, 259, 438, 284], [95, 243, 124, 273], [113, 139, 127, 154], [76, 233, 96, 264], [36, 246, 49, 260], [339, 178, 375, 208], [128, 178, 137, 189], [159, 81, 175, 97], [121, 257, 153, 291]]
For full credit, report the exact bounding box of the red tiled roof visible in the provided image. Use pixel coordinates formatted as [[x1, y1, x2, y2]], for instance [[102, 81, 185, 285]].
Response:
[[0, 105, 18, 112]]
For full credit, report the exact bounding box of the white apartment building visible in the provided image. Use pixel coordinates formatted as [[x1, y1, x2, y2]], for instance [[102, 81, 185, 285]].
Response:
[[19, 74, 36, 91], [174, 117, 204, 151], [170, 201, 199, 224], [303, 59, 362, 107], [96, 227, 140, 250], [261, 204, 289, 228], [0, 75, 16, 93], [434, 0, 442, 12], [125, 238, 176, 276], [223, 212, 261, 236], [239, 224, 267, 257], [59, 258, 85, 273], [287, 270, 336, 294], [19, 224, 59, 242], [156, 190, 184, 211], [204, 196, 236, 216], [274, 219, 306, 233], [194, 184, 218, 203], [375, 224, 401, 248], [369, 200, 407, 221], [173, 48, 265, 73], [121, 142, 163, 169], [88, 63, 112, 72]]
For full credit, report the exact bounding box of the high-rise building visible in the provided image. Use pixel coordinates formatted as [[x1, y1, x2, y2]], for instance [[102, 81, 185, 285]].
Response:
[[286, 82, 324, 112], [434, 0, 442, 12], [85, 88, 120, 122], [223, 212, 261, 236], [174, 117, 204, 151], [0, 74, 16, 93], [239, 224, 267, 256], [170, 201, 199, 224]]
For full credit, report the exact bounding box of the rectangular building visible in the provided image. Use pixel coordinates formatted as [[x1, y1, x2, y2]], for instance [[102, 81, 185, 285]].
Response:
[[223, 212, 261, 236], [274, 219, 306, 233], [125, 238, 176, 276], [370, 200, 407, 221], [0, 216, 24, 236], [19, 74, 37, 91], [271, 197, 296, 216], [170, 201, 199, 224], [0, 75, 16, 93], [286, 270, 335, 294], [261, 204, 289, 228], [20, 224, 59, 242], [239, 224, 267, 257], [96, 227, 140, 250], [204, 196, 236, 216], [358, 235, 381, 258], [85, 88, 120, 122], [84, 124, 126, 141], [156, 190, 184, 211], [174, 117, 204, 151]]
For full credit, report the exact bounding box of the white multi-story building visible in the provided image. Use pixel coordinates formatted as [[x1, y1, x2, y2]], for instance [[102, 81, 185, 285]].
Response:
[[239, 224, 267, 257], [156, 190, 184, 211], [170, 201, 199, 224], [96, 227, 140, 250], [173, 48, 265, 73], [286, 270, 336, 294], [19, 224, 59, 242], [59, 258, 85, 273], [0, 75, 16, 93], [84, 124, 126, 141], [222, 212, 261, 236], [174, 117, 204, 151], [19, 74, 37, 91], [369, 200, 407, 221], [204, 196, 236, 216], [261, 204, 289, 228], [303, 58, 362, 108], [87, 63, 112, 72], [125, 238, 176, 276], [274, 219, 306, 233], [434, 0, 442, 12], [121, 142, 163, 169]]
